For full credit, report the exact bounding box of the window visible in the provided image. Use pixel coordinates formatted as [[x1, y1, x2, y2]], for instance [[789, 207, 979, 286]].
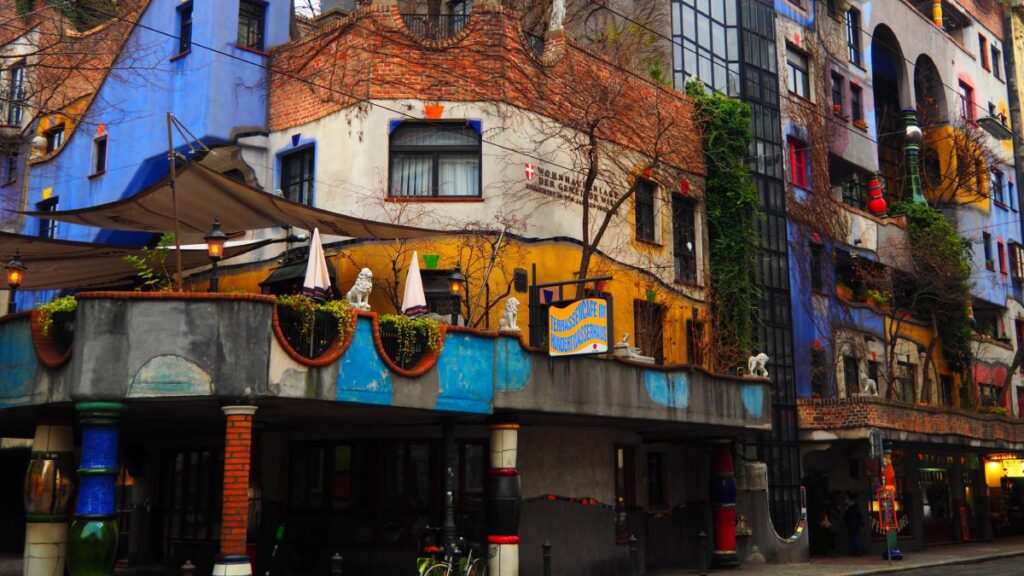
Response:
[[92, 136, 107, 175], [672, 195, 696, 283], [6, 62, 25, 125], [850, 83, 863, 122], [992, 169, 1005, 204], [44, 124, 65, 154], [389, 122, 481, 198], [827, 0, 838, 17], [280, 146, 314, 205], [846, 8, 861, 65], [809, 242, 824, 291], [959, 81, 975, 122], [999, 241, 1007, 275], [686, 319, 704, 366], [979, 35, 990, 70], [898, 363, 916, 404], [993, 46, 1002, 80], [178, 1, 193, 54], [939, 375, 953, 406], [237, 0, 266, 50], [787, 47, 810, 99], [159, 449, 223, 547], [36, 197, 58, 239], [788, 138, 808, 188], [984, 232, 994, 269], [634, 179, 656, 242], [843, 355, 859, 395], [1011, 242, 1024, 282], [634, 299, 665, 364], [1, 151, 16, 184], [831, 72, 843, 112], [647, 452, 666, 509], [614, 446, 636, 544], [811, 347, 827, 397]]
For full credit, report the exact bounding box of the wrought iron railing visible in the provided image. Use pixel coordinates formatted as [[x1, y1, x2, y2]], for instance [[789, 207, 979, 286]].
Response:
[[277, 306, 340, 359], [379, 324, 427, 370], [524, 31, 545, 55], [49, 311, 75, 356], [401, 13, 469, 40]]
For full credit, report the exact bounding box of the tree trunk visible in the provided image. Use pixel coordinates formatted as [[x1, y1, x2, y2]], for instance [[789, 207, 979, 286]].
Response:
[[1001, 345, 1024, 411]]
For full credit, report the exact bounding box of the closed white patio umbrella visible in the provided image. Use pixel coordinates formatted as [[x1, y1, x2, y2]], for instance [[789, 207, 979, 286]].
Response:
[[301, 228, 332, 301], [402, 250, 428, 317]]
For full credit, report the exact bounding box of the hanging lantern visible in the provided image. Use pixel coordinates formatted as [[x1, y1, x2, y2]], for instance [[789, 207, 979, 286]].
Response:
[[866, 174, 887, 216]]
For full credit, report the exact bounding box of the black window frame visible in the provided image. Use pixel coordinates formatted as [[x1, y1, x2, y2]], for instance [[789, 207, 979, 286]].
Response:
[[672, 194, 696, 283], [850, 83, 863, 122], [634, 179, 657, 243], [44, 124, 65, 154], [92, 135, 107, 175], [388, 121, 482, 198], [846, 8, 861, 66], [992, 45, 1002, 80], [280, 145, 315, 205], [830, 72, 843, 112], [786, 45, 810, 99], [992, 168, 1005, 204], [6, 61, 25, 125], [2, 150, 17, 184], [178, 1, 193, 55], [237, 0, 266, 51], [36, 196, 58, 239]]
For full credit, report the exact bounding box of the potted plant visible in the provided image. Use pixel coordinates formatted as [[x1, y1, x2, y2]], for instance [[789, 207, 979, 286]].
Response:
[[645, 288, 658, 302], [836, 282, 854, 300], [38, 295, 78, 356], [275, 294, 353, 359]]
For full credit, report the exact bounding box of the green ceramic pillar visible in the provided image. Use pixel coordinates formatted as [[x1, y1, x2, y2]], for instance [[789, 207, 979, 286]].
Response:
[[903, 109, 927, 205], [67, 402, 123, 576]]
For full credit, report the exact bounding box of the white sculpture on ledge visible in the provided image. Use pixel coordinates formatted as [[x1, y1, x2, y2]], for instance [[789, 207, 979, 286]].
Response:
[[614, 332, 655, 364], [747, 353, 769, 378], [858, 373, 879, 396], [345, 267, 373, 310], [499, 297, 521, 332], [548, 0, 565, 31]]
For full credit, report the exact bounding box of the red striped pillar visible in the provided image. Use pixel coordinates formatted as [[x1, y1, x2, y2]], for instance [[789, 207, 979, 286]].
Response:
[[487, 423, 520, 576], [214, 405, 257, 576], [710, 443, 739, 568]]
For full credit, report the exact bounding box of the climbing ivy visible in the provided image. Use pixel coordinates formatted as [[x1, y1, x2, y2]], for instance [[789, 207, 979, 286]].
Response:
[[685, 79, 760, 363], [887, 201, 974, 374]]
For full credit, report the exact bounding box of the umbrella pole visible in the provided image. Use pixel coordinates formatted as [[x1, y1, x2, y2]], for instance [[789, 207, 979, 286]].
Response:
[[166, 113, 184, 291]]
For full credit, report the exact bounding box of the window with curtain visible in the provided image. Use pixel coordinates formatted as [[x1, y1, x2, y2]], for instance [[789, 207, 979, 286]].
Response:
[[389, 122, 481, 198]]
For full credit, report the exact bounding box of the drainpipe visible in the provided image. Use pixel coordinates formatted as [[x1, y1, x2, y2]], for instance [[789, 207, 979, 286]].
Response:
[[1003, 5, 1024, 241]]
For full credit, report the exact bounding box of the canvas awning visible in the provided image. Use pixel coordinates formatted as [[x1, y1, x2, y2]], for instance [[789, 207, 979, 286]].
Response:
[[0, 232, 273, 290], [22, 159, 440, 241]]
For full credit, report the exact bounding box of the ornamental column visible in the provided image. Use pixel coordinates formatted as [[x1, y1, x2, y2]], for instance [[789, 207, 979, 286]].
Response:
[[709, 442, 739, 568], [213, 405, 258, 576], [903, 109, 927, 206], [23, 420, 74, 576], [67, 402, 123, 576], [487, 423, 520, 576]]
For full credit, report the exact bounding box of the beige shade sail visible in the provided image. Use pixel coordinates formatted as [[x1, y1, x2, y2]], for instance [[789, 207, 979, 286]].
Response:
[[22, 160, 441, 241], [0, 232, 273, 290]]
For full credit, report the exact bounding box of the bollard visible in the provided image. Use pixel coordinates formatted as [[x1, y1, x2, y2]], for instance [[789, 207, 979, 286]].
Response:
[[628, 534, 639, 576], [180, 560, 196, 576], [698, 530, 708, 576], [542, 540, 552, 576], [330, 553, 343, 575]]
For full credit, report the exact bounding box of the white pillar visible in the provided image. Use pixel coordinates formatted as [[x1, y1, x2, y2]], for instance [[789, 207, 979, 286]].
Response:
[[23, 423, 74, 576]]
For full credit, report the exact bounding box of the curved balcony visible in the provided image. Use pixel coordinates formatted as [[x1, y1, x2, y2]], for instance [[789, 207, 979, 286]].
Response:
[[400, 13, 469, 41]]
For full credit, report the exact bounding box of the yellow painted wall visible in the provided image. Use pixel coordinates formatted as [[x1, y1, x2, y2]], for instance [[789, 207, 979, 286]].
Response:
[[922, 125, 990, 211], [209, 237, 708, 366], [32, 96, 90, 160], [885, 315, 964, 406]]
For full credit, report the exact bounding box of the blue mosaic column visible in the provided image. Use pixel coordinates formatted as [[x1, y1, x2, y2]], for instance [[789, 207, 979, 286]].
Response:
[[67, 402, 123, 576]]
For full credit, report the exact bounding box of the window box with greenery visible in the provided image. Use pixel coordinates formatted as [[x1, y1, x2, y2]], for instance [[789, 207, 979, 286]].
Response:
[[34, 295, 77, 362], [836, 282, 854, 300], [274, 294, 353, 361], [377, 314, 443, 371]]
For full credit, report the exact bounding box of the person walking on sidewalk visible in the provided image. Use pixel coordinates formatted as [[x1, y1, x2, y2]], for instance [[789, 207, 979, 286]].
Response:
[[844, 491, 865, 556]]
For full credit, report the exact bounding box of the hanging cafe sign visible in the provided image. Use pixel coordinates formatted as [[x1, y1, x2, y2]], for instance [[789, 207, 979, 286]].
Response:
[[548, 298, 610, 357]]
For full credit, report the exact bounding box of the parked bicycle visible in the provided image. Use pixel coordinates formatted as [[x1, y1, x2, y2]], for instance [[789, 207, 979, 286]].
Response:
[[417, 526, 487, 576]]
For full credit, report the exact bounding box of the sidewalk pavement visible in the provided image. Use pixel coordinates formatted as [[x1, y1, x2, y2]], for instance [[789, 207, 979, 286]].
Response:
[[649, 535, 1024, 576]]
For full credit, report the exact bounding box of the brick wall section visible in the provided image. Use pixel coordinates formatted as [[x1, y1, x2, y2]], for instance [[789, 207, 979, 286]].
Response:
[[269, 4, 705, 175], [219, 406, 257, 556], [797, 396, 1024, 444]]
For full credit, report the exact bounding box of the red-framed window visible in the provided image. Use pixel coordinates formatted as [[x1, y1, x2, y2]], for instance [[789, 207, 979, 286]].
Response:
[[999, 241, 1008, 275], [788, 138, 809, 188]]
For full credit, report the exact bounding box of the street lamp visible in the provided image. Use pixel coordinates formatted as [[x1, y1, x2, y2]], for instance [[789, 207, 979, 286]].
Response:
[[205, 218, 227, 292], [448, 265, 467, 325], [5, 251, 26, 313]]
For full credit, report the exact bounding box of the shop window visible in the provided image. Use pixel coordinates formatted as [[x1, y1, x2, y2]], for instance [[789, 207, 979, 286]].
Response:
[[850, 84, 863, 122], [177, 1, 193, 54], [788, 138, 808, 189], [672, 195, 696, 282], [35, 197, 57, 239], [846, 8, 862, 65], [159, 449, 223, 547], [809, 242, 824, 292], [634, 179, 657, 243], [614, 445, 636, 544], [237, 0, 266, 50], [92, 136, 107, 175], [280, 146, 315, 205], [647, 452, 666, 509], [787, 46, 810, 99], [634, 299, 665, 364], [831, 72, 843, 112], [45, 124, 65, 154], [390, 122, 481, 198]]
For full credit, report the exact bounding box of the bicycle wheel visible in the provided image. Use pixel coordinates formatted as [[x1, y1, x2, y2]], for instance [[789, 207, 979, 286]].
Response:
[[465, 558, 488, 576], [423, 563, 453, 576]]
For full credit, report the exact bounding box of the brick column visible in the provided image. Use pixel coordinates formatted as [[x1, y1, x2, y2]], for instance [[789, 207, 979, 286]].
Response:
[[213, 405, 257, 576]]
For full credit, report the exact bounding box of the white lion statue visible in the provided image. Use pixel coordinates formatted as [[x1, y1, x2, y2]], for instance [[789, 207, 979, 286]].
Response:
[[499, 297, 521, 332], [548, 0, 565, 31], [345, 268, 373, 310], [747, 353, 770, 378], [859, 373, 879, 396]]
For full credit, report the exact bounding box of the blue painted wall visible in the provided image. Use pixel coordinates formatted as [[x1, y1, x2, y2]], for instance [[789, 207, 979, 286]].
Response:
[[0, 318, 38, 407]]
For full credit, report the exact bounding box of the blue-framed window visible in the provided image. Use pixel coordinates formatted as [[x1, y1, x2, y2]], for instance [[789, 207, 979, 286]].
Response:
[[178, 1, 193, 54], [991, 168, 1005, 205], [280, 146, 314, 205], [238, 0, 266, 50]]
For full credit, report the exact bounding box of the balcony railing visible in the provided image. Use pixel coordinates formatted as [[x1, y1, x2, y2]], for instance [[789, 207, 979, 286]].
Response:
[[401, 13, 469, 41], [378, 323, 428, 370], [49, 311, 76, 357], [276, 306, 340, 359]]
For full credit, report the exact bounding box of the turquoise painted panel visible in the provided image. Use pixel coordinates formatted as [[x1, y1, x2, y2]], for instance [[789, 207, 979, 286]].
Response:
[[741, 384, 765, 419], [128, 355, 213, 398], [337, 319, 392, 406], [435, 332, 494, 414], [644, 371, 689, 409], [0, 320, 37, 408], [495, 337, 531, 392]]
